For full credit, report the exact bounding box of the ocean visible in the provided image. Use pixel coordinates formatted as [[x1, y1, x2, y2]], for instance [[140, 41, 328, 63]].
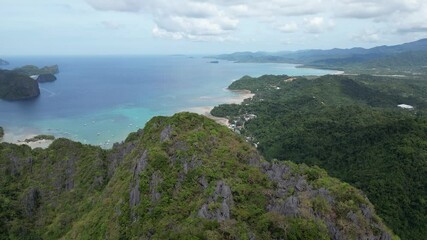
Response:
[[0, 55, 335, 147]]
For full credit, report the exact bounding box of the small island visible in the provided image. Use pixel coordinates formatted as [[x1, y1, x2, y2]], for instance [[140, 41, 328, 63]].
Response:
[[0, 127, 4, 139], [36, 73, 57, 82], [23, 134, 55, 143], [209, 60, 219, 64], [0, 69, 40, 100], [14, 64, 59, 83], [14, 64, 59, 75]]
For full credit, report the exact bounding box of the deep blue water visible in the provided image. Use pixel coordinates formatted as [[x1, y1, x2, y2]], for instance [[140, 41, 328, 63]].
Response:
[[0, 56, 335, 147]]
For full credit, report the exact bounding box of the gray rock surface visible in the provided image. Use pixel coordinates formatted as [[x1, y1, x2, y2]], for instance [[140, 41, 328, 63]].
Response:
[[198, 180, 234, 222]]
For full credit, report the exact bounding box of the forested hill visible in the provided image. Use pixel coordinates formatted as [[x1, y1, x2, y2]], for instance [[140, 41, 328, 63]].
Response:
[[212, 38, 427, 75], [0, 113, 396, 239], [211, 74, 427, 239]]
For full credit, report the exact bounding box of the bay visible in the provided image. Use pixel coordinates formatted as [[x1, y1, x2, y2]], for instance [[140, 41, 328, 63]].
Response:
[[0, 55, 335, 147]]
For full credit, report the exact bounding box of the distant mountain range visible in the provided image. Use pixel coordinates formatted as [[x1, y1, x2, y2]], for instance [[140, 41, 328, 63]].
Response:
[[213, 38, 427, 75]]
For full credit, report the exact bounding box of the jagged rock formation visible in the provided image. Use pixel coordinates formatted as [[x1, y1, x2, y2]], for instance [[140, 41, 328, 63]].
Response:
[[0, 69, 40, 100], [0, 127, 3, 139], [0, 113, 398, 239], [36, 73, 57, 82]]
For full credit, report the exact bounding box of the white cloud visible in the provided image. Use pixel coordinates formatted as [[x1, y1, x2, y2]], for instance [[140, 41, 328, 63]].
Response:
[[278, 22, 298, 33], [304, 17, 334, 33], [86, 0, 144, 12], [85, 0, 427, 41], [101, 21, 122, 30]]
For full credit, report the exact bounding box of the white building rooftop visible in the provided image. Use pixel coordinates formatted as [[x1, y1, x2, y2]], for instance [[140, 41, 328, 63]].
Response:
[[397, 104, 414, 109]]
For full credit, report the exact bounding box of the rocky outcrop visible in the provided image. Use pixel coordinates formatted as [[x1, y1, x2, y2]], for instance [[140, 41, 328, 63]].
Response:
[[130, 150, 148, 209], [149, 171, 162, 203], [37, 74, 57, 83], [22, 188, 41, 217], [0, 70, 40, 100], [0, 113, 398, 240], [198, 180, 234, 222], [0, 127, 3, 139], [261, 161, 393, 240], [160, 125, 172, 142]]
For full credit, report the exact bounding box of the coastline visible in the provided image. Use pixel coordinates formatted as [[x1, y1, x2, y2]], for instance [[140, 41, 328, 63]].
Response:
[[186, 89, 254, 126], [1, 131, 54, 149]]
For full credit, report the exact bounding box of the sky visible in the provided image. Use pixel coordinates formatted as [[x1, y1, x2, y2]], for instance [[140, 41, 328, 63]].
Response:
[[1, 0, 427, 55]]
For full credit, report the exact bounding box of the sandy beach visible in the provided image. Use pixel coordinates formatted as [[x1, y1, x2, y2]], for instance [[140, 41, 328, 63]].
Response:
[[1, 131, 54, 149], [186, 89, 254, 126]]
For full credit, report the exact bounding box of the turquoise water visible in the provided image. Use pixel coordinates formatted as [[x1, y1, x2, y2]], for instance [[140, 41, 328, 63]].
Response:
[[0, 56, 335, 147]]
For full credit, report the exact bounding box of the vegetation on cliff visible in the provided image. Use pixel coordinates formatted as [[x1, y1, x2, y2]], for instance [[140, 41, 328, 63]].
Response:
[[0, 113, 396, 239], [0, 69, 40, 100], [14, 65, 59, 76], [211, 74, 427, 239]]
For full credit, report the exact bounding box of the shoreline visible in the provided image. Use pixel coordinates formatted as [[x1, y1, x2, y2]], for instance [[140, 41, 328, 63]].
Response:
[[186, 89, 254, 126], [1, 131, 54, 149]]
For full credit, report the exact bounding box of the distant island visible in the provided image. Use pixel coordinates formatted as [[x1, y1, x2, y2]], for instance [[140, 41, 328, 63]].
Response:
[[14, 64, 59, 76], [0, 69, 40, 100], [0, 58, 9, 65], [36, 73, 57, 82], [209, 60, 219, 64], [13, 65, 59, 83], [212, 38, 427, 76], [23, 134, 55, 143], [0, 64, 61, 100]]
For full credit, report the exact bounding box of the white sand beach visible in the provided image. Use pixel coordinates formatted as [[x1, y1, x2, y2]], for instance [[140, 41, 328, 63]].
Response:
[[1, 131, 54, 149], [186, 89, 254, 126]]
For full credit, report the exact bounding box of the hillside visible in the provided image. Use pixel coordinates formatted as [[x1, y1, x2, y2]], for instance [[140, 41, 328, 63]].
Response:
[[213, 38, 427, 75], [0, 113, 396, 239], [211, 75, 427, 239], [0, 69, 40, 100]]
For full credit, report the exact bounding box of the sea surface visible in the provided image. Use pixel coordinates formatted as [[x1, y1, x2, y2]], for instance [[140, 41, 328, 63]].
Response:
[[0, 56, 335, 147]]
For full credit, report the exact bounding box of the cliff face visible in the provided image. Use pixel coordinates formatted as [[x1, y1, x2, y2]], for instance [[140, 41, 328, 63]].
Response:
[[0, 113, 397, 239], [0, 70, 40, 100], [36, 73, 57, 82]]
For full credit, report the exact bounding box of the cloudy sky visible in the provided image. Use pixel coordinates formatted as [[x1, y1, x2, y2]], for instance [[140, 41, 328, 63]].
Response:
[[1, 0, 427, 55]]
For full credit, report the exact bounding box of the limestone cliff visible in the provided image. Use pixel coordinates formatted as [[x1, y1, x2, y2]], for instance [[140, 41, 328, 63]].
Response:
[[0, 70, 40, 100], [0, 113, 398, 239]]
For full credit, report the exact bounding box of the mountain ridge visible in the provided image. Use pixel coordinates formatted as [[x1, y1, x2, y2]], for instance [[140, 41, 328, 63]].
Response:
[[0, 112, 397, 239]]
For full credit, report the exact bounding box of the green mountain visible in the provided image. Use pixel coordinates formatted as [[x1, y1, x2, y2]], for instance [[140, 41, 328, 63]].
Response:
[[211, 74, 427, 239], [213, 38, 427, 75], [0, 113, 396, 239], [0, 69, 40, 100]]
